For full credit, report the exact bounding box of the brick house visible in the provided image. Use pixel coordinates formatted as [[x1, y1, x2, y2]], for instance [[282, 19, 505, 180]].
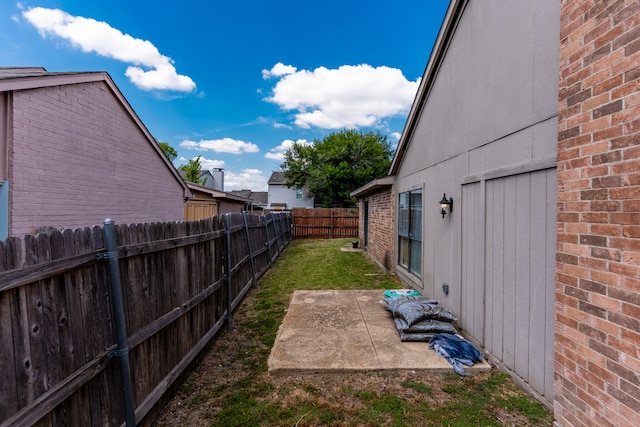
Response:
[[0, 67, 190, 240], [351, 176, 395, 273], [353, 0, 640, 424]]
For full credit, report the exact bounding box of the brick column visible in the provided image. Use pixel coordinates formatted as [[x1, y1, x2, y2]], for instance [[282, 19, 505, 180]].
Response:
[[556, 1, 640, 426]]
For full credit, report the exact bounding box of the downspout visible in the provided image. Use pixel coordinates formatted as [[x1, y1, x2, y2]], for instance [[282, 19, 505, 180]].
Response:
[[1, 92, 10, 240], [0, 182, 7, 241]]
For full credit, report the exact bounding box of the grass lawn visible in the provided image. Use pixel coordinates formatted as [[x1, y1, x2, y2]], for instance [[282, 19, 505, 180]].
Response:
[[154, 238, 553, 426]]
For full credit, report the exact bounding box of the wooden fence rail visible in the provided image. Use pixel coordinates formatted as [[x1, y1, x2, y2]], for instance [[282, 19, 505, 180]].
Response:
[[0, 212, 292, 427], [291, 208, 359, 238]]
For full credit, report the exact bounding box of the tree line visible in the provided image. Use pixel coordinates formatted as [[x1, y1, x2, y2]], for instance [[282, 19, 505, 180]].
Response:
[[158, 129, 393, 205]]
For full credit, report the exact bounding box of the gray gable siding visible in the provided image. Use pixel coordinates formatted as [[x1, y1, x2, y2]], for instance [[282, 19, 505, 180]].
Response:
[[393, 0, 560, 406], [397, 0, 559, 180]]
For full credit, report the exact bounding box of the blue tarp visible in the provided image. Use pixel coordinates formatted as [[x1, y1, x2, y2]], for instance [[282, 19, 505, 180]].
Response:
[[429, 333, 483, 376]]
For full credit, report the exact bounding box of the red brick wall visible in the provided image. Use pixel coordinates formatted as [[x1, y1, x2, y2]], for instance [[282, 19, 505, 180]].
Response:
[[360, 187, 395, 273], [556, 1, 640, 425]]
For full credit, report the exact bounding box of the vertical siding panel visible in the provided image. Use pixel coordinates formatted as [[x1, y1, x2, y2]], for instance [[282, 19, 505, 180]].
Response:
[[491, 179, 505, 360], [461, 183, 482, 339], [465, 169, 555, 400], [460, 184, 470, 333], [463, 185, 478, 336], [528, 170, 549, 394], [473, 182, 485, 342], [425, 183, 436, 296], [502, 177, 517, 370], [484, 181, 494, 351], [515, 173, 531, 379], [544, 168, 556, 400]]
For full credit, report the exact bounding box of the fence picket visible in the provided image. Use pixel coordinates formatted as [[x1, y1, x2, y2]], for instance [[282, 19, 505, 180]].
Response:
[[291, 208, 358, 238], [0, 213, 293, 426]]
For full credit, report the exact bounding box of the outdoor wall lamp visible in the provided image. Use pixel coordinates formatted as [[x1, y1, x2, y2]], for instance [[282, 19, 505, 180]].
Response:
[[439, 193, 453, 218]]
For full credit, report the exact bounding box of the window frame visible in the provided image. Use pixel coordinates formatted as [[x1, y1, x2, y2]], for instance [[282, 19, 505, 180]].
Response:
[[398, 188, 422, 277]]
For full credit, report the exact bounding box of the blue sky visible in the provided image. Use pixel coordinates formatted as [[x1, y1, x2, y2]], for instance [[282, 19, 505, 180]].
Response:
[[2, 1, 449, 191]]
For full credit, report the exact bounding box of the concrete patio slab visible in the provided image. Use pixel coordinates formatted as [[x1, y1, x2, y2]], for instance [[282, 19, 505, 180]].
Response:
[[268, 289, 492, 375]]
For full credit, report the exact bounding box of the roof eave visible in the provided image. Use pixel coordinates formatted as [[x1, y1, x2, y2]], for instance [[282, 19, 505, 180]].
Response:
[[350, 175, 396, 198], [0, 71, 107, 91], [389, 0, 468, 175], [186, 182, 252, 202]]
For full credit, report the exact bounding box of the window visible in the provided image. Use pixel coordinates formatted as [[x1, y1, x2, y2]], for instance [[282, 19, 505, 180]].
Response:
[[398, 189, 422, 276], [295, 188, 303, 200]]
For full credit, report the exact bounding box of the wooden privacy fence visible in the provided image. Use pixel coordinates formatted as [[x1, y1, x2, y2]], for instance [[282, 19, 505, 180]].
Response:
[[291, 208, 359, 238], [0, 212, 292, 427]]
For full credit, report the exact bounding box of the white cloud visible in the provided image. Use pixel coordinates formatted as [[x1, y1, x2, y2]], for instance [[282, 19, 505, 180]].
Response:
[[272, 122, 291, 129], [22, 7, 195, 92], [263, 63, 419, 129], [179, 137, 259, 154], [178, 156, 224, 169], [177, 158, 265, 190], [224, 168, 268, 191], [262, 62, 297, 79], [242, 168, 263, 175], [198, 157, 225, 169], [265, 139, 309, 161], [390, 132, 402, 141]]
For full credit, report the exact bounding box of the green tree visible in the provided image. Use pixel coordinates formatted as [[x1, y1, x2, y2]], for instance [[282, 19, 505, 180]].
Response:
[[179, 156, 205, 185], [281, 129, 393, 207], [158, 141, 178, 162]]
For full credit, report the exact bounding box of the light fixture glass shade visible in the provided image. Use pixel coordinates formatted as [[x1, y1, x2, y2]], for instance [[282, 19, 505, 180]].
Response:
[[439, 193, 451, 218]]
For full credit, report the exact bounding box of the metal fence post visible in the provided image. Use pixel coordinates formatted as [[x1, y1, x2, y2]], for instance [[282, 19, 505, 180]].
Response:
[[243, 212, 257, 287], [263, 215, 273, 268], [270, 213, 280, 256], [102, 219, 136, 427], [286, 212, 292, 244], [278, 213, 287, 247], [273, 212, 284, 255]]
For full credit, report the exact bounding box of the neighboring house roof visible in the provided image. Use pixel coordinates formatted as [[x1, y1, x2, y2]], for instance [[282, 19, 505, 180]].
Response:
[[268, 171, 286, 185], [250, 191, 268, 205], [389, 0, 465, 175], [229, 189, 252, 198], [0, 67, 190, 197], [198, 170, 214, 186], [186, 182, 251, 203], [179, 169, 213, 184], [228, 190, 268, 205], [0, 67, 53, 78]]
